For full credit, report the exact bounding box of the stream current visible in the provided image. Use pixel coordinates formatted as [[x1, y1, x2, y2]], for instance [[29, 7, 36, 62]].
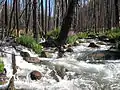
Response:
[[1, 39, 120, 90]]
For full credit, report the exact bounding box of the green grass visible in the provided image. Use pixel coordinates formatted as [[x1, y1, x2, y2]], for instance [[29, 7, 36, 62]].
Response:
[[105, 29, 120, 39], [0, 57, 4, 72], [47, 28, 60, 39], [66, 35, 78, 45], [16, 35, 43, 54]]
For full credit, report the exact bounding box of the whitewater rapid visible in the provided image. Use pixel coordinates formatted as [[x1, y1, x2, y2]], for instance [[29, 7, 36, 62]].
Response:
[[1, 40, 120, 90]]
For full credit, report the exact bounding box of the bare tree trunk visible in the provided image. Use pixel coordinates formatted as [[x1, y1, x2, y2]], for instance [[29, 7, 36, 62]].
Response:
[[7, 53, 16, 90], [25, 0, 28, 33], [57, 0, 78, 46], [45, 0, 47, 37], [115, 0, 119, 28], [41, 0, 45, 37], [5, 0, 8, 37], [33, 0, 39, 42], [26, 0, 31, 34], [48, 0, 51, 31], [15, 0, 19, 37], [8, 0, 15, 36]]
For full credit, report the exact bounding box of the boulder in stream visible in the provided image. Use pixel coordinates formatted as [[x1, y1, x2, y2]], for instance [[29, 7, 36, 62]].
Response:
[[20, 51, 30, 57], [23, 57, 40, 63], [30, 71, 42, 80], [66, 47, 74, 52], [40, 51, 52, 58], [88, 42, 99, 48]]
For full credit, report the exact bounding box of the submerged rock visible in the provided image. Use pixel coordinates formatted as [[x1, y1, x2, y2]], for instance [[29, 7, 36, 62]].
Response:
[[40, 51, 52, 58], [66, 48, 74, 52], [20, 51, 30, 57], [49, 70, 59, 82], [88, 42, 99, 48], [23, 57, 40, 63], [30, 71, 42, 80]]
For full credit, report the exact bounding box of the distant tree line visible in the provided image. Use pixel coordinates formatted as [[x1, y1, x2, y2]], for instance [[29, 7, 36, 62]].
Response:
[[0, 0, 119, 41]]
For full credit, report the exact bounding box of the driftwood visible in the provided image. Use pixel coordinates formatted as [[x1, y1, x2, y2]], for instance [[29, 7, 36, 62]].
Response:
[[7, 53, 17, 90]]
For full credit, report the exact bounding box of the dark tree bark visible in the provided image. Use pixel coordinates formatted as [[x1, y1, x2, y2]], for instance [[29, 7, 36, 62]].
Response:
[[45, 0, 47, 37], [41, 0, 45, 37], [15, 0, 19, 37], [48, 0, 51, 31], [114, 0, 119, 28], [8, 0, 16, 36], [56, 0, 78, 46], [33, 0, 39, 42], [5, 0, 8, 37]]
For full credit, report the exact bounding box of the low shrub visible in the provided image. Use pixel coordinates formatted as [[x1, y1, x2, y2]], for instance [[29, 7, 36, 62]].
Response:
[[77, 32, 88, 39], [16, 35, 42, 54], [105, 29, 120, 39], [66, 35, 78, 45], [0, 58, 4, 72], [47, 28, 60, 39]]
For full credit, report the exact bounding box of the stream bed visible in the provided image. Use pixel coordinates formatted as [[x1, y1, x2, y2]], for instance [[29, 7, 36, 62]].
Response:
[[1, 39, 120, 90]]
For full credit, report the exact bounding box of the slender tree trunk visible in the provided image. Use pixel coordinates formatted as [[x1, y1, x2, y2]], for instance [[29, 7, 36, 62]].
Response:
[[26, 0, 31, 34], [48, 0, 51, 31], [8, 0, 15, 36], [115, 0, 119, 28], [5, 0, 8, 37], [45, 0, 47, 37], [25, 0, 28, 33], [41, 0, 45, 37], [15, 0, 19, 37], [33, 0, 39, 42]]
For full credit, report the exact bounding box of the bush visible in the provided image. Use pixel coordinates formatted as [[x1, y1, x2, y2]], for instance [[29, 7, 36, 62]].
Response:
[[0, 58, 4, 72], [77, 32, 88, 39], [16, 35, 42, 54], [47, 28, 60, 39], [66, 35, 78, 45], [106, 29, 120, 39]]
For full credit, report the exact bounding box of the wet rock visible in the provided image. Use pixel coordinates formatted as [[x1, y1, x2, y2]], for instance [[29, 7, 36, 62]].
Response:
[[88, 42, 99, 48], [23, 57, 40, 63], [88, 34, 96, 39], [30, 71, 42, 80], [98, 35, 109, 42], [66, 48, 74, 52], [0, 70, 8, 85], [0, 76, 8, 85], [80, 50, 120, 62], [55, 65, 66, 79], [20, 51, 30, 57], [109, 38, 116, 43], [40, 51, 52, 58], [49, 70, 59, 82], [96, 41, 106, 45], [41, 37, 57, 47], [7, 76, 15, 90]]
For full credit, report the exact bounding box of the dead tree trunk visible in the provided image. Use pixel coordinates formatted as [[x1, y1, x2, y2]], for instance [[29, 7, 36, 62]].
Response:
[[33, 0, 39, 42], [114, 0, 119, 28], [7, 53, 16, 90], [56, 0, 78, 46]]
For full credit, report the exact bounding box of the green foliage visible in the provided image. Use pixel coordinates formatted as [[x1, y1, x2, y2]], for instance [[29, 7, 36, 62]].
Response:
[[66, 35, 78, 45], [105, 29, 120, 39], [47, 28, 60, 39], [0, 58, 4, 72], [16, 35, 42, 54], [77, 32, 88, 39]]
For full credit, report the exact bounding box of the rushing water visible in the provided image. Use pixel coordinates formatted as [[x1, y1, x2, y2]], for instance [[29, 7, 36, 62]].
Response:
[[1, 40, 120, 90]]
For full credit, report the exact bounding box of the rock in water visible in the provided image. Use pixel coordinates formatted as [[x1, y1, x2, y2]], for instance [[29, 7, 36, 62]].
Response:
[[30, 71, 42, 80], [88, 42, 99, 48], [23, 57, 40, 63], [20, 51, 30, 57], [66, 48, 73, 52]]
